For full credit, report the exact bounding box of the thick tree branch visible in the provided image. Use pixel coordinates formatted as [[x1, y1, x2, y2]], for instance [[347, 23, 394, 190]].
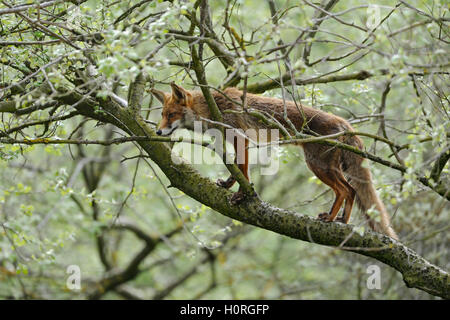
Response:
[[88, 222, 183, 299], [430, 148, 450, 183]]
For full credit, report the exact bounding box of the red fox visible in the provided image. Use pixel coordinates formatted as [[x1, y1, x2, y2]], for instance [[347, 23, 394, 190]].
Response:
[[151, 83, 398, 240]]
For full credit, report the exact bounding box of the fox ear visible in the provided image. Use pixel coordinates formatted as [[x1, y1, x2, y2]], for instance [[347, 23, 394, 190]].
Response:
[[150, 89, 166, 104], [170, 82, 188, 102]]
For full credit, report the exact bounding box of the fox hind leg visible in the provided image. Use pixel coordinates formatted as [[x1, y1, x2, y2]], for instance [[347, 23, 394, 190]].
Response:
[[338, 183, 356, 224], [315, 173, 346, 222], [306, 159, 355, 223]]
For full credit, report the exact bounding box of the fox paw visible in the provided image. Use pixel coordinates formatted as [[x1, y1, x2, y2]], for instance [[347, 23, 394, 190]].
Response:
[[318, 212, 333, 222], [216, 177, 236, 189], [230, 191, 246, 205], [335, 216, 346, 223]]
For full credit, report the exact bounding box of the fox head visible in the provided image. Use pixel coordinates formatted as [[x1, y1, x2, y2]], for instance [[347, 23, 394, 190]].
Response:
[[151, 83, 194, 136]]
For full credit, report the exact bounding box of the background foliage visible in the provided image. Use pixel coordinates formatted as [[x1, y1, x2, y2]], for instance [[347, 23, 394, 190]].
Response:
[[0, 0, 448, 299]]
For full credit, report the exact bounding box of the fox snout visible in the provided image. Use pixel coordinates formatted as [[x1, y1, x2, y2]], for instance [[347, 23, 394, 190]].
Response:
[[157, 119, 181, 136]]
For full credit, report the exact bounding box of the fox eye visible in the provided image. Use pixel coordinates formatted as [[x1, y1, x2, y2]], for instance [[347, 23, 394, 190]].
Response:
[[168, 113, 175, 119]]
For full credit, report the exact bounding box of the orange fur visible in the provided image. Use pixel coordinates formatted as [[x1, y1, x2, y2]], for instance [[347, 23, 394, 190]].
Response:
[[152, 84, 398, 240]]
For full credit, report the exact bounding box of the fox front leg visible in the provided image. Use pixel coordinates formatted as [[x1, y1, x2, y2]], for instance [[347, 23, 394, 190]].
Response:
[[217, 136, 251, 204]]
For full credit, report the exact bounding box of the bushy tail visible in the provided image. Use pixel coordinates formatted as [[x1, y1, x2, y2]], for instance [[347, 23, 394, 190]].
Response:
[[343, 138, 399, 240]]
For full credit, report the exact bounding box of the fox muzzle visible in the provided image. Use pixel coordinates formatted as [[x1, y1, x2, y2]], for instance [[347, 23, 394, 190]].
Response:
[[157, 120, 181, 136]]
